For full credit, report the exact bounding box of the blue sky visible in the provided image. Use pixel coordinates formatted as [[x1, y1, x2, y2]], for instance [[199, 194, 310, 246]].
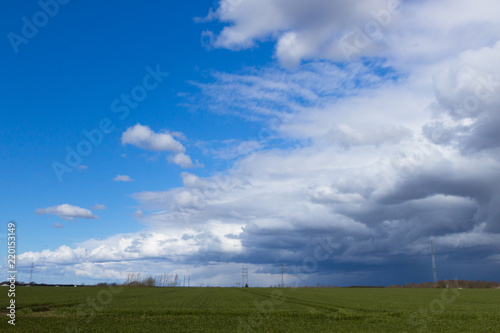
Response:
[[1, 0, 500, 287]]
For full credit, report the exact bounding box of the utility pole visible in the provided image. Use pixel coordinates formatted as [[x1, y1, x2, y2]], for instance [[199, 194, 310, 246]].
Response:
[[281, 264, 284, 288], [430, 239, 438, 287]]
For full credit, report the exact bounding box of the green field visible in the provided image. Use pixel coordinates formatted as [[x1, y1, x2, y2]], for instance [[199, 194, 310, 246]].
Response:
[[1, 286, 499, 332]]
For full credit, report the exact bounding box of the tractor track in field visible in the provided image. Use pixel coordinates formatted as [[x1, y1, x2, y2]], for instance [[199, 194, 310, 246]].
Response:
[[178, 288, 209, 309], [239, 288, 371, 319]]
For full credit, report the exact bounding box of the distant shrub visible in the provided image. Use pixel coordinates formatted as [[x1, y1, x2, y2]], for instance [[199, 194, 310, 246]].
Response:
[[124, 273, 180, 287]]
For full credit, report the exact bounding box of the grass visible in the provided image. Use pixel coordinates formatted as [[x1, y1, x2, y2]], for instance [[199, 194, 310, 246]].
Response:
[[1, 286, 499, 332]]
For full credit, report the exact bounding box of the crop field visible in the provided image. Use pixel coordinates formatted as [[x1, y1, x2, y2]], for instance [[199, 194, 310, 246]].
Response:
[[1, 287, 499, 332]]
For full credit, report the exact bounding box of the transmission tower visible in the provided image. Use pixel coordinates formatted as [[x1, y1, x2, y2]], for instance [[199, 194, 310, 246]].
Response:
[[29, 262, 34, 285], [242, 266, 248, 287], [430, 239, 438, 286], [183, 275, 191, 287]]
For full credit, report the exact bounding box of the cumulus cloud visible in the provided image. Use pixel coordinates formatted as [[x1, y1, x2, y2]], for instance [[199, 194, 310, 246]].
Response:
[[35, 204, 98, 221], [170, 153, 194, 168], [122, 123, 195, 169], [121, 123, 186, 152], [113, 175, 134, 182]]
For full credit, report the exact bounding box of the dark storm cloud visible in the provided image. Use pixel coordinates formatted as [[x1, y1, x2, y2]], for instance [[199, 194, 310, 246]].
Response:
[[460, 112, 500, 153]]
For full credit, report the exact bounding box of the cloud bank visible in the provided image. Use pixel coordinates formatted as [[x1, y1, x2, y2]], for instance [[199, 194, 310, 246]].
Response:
[[201, 0, 500, 68]]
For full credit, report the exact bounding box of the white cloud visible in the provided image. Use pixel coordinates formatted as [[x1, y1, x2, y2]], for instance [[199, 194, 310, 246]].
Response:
[[121, 123, 186, 152], [53, 223, 65, 229], [122, 124, 195, 168], [113, 175, 134, 182], [35, 204, 98, 221], [170, 152, 194, 168], [90, 204, 107, 210], [20, 245, 88, 265]]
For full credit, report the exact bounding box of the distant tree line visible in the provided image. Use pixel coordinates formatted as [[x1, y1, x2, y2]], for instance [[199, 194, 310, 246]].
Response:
[[389, 280, 500, 289], [1, 281, 83, 287]]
